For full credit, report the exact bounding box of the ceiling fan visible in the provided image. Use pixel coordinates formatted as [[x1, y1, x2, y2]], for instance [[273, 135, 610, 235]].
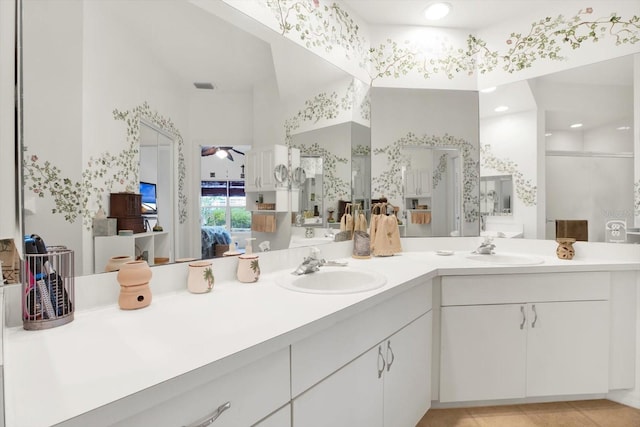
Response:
[[201, 146, 245, 161]]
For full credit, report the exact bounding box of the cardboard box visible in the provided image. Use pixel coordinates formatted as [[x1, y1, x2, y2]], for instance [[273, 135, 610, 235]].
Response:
[[93, 217, 117, 236]]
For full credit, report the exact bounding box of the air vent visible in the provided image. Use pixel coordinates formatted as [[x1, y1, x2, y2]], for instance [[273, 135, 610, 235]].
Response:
[[194, 82, 215, 90]]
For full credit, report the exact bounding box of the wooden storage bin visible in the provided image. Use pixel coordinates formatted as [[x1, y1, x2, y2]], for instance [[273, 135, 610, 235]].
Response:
[[110, 193, 142, 217]]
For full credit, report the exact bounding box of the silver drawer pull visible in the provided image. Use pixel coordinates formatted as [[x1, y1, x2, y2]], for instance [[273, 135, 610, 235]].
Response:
[[520, 305, 526, 330], [184, 401, 231, 427], [386, 340, 395, 372], [531, 304, 538, 328], [377, 345, 386, 378]]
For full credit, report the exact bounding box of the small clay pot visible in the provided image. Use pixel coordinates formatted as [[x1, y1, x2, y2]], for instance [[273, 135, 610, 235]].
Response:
[[105, 255, 134, 272], [116, 260, 152, 309]]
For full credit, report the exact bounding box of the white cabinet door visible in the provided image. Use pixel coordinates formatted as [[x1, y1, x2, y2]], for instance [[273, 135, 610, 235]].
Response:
[[293, 345, 384, 427], [405, 170, 419, 197], [259, 148, 276, 190], [416, 170, 431, 196], [245, 150, 260, 192], [405, 169, 431, 197], [526, 301, 610, 397], [383, 313, 432, 427], [440, 304, 527, 402]]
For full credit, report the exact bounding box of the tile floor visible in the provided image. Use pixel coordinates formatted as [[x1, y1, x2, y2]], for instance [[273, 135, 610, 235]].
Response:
[[417, 399, 640, 427]]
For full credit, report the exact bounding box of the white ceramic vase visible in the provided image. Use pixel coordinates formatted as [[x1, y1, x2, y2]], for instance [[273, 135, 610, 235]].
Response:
[[187, 260, 214, 293]]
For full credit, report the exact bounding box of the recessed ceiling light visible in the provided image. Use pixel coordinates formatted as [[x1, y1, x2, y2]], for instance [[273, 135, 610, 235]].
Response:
[[424, 2, 451, 20], [570, 123, 583, 128], [545, 133, 552, 137], [494, 105, 509, 112], [617, 126, 631, 131], [480, 86, 496, 93]]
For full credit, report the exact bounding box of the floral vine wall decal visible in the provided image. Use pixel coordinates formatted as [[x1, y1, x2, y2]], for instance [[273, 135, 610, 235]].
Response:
[[351, 144, 370, 156], [24, 154, 83, 223], [284, 79, 362, 145], [24, 102, 188, 229], [480, 144, 537, 207], [266, 0, 367, 63], [260, 1, 639, 83], [432, 153, 448, 189], [112, 102, 187, 226], [367, 9, 639, 82], [292, 142, 350, 203], [373, 133, 479, 222]]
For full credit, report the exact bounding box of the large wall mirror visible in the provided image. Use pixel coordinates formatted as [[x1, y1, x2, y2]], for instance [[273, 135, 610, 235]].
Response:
[[20, 0, 638, 284], [480, 54, 637, 242], [20, 0, 372, 276], [371, 87, 480, 238]]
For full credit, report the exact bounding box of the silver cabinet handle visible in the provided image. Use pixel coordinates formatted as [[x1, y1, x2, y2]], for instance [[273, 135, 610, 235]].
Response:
[[531, 304, 538, 328], [184, 401, 231, 427], [377, 345, 386, 378], [386, 340, 395, 372], [520, 305, 526, 330]]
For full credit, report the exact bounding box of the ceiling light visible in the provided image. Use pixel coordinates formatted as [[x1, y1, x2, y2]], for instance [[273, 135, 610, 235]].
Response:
[[545, 133, 552, 137], [570, 123, 583, 128], [494, 105, 509, 112], [215, 149, 228, 159], [424, 2, 451, 20], [480, 86, 496, 93], [617, 126, 631, 131]]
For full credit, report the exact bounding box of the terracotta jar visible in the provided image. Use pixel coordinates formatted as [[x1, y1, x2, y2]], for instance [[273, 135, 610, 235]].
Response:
[[116, 260, 152, 309], [105, 255, 134, 272], [237, 254, 260, 283], [187, 260, 214, 293]]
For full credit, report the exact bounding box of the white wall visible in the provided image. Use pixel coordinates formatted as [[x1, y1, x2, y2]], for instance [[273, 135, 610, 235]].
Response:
[[371, 87, 480, 236], [189, 89, 254, 182], [290, 122, 352, 215], [481, 110, 539, 238], [0, 0, 18, 246], [545, 121, 634, 242], [22, 0, 84, 267]]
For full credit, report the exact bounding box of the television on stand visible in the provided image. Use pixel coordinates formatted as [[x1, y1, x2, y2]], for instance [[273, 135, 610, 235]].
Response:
[[140, 181, 157, 215]]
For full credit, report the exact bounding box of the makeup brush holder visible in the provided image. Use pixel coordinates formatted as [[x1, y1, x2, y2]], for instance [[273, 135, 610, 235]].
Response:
[[22, 248, 75, 330]]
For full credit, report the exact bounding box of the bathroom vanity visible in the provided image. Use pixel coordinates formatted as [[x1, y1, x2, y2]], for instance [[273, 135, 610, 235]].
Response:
[[1, 238, 638, 427]]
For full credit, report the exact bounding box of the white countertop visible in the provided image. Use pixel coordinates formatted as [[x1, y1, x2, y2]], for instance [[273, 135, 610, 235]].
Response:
[[4, 240, 640, 426]]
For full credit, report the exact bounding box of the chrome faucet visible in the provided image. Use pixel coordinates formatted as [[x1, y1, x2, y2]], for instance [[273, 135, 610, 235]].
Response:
[[474, 236, 495, 254], [292, 247, 347, 275], [293, 247, 323, 275]]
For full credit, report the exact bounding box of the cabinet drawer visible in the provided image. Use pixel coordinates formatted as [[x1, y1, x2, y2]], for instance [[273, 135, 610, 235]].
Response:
[[441, 272, 610, 306], [62, 348, 290, 427], [291, 280, 432, 397]]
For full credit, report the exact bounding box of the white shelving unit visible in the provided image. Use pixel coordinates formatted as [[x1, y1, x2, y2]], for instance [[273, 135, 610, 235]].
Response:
[[94, 231, 170, 273]]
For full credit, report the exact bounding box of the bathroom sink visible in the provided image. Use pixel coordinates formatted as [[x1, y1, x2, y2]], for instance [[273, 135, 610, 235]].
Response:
[[277, 268, 386, 294], [466, 253, 544, 266]]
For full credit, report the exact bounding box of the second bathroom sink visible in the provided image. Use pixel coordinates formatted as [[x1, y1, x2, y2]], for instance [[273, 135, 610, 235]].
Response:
[[277, 268, 386, 294]]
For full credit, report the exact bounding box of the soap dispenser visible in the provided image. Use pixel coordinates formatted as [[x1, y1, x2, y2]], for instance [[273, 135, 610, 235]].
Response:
[[223, 236, 241, 257], [237, 238, 260, 283]]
